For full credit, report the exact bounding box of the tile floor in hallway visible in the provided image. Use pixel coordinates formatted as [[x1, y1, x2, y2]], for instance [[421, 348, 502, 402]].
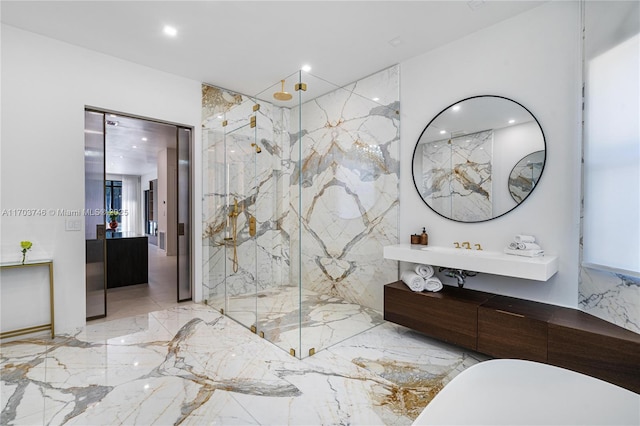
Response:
[[91, 243, 188, 324], [1, 303, 488, 425]]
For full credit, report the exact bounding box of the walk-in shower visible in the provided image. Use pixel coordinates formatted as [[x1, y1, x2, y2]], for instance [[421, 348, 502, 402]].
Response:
[[202, 66, 400, 358]]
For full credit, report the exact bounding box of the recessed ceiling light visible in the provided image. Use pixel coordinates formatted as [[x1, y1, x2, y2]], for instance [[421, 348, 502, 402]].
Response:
[[132, 145, 137, 149], [119, 155, 124, 159], [452, 105, 461, 111], [141, 137, 148, 141], [388, 36, 403, 47], [467, 0, 486, 11], [508, 119, 516, 124], [372, 97, 380, 102], [301, 64, 311, 72], [163, 25, 178, 37], [440, 130, 446, 134]]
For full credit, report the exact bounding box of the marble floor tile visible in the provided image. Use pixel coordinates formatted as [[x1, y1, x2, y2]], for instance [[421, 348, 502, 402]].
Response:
[[223, 286, 384, 357], [88, 243, 188, 325], [1, 303, 485, 425]]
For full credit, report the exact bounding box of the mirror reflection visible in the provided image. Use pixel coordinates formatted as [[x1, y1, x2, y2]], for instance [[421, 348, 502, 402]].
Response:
[[508, 150, 544, 203], [412, 95, 545, 222]]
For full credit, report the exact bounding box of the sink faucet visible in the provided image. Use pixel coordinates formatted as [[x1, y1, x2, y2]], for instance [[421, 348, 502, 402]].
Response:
[[439, 268, 478, 288], [475, 243, 483, 250], [453, 242, 460, 248], [461, 241, 471, 249]]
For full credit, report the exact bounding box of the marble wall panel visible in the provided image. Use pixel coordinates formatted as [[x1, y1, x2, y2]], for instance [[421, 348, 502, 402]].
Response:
[[202, 85, 292, 310], [292, 66, 400, 311], [420, 130, 493, 221], [202, 65, 400, 320], [580, 264, 640, 334]]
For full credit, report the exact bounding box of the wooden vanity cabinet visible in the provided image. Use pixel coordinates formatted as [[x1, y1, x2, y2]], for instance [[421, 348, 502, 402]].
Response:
[[547, 307, 640, 394], [384, 281, 493, 350], [478, 295, 557, 363], [383, 281, 640, 394]]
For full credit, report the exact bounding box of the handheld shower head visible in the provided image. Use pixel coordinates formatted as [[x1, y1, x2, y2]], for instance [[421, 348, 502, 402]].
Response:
[[251, 143, 262, 153]]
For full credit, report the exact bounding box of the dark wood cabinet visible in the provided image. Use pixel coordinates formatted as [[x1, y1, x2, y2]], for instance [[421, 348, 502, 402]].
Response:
[[548, 307, 640, 394], [384, 281, 640, 394], [478, 295, 556, 362], [384, 281, 492, 350], [106, 235, 148, 288]]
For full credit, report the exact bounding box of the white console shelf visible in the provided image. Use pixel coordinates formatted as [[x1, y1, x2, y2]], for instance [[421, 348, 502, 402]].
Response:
[[384, 244, 558, 281]]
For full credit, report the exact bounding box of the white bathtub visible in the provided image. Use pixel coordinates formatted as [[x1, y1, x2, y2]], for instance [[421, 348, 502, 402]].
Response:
[[413, 359, 640, 425]]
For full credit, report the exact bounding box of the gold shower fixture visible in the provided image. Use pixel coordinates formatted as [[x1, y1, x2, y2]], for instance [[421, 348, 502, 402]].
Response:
[[273, 80, 292, 101], [251, 142, 262, 153], [227, 198, 242, 273]]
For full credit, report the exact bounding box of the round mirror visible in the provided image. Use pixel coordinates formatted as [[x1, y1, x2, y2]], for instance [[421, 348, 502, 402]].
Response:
[[412, 95, 546, 222]]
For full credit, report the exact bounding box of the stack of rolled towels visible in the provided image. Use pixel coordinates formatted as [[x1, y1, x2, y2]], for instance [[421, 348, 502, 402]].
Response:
[[401, 264, 443, 292], [504, 234, 544, 257]]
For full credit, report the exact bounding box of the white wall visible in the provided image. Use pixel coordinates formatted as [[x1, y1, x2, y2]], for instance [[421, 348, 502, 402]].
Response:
[[0, 25, 203, 334], [400, 2, 582, 307]]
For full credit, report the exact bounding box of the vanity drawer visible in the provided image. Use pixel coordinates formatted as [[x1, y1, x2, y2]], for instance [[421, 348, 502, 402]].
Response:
[[384, 281, 493, 350], [477, 295, 557, 363]]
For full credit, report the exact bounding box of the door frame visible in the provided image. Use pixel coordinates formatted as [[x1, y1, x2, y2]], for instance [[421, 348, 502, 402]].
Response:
[[84, 106, 194, 319]]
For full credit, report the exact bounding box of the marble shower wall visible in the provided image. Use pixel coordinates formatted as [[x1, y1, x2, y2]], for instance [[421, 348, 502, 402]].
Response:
[[202, 65, 399, 316], [202, 85, 292, 312], [419, 130, 493, 221], [290, 66, 400, 312]]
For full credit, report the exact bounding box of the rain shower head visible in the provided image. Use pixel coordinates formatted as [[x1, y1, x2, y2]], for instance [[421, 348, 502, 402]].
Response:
[[273, 80, 292, 101]]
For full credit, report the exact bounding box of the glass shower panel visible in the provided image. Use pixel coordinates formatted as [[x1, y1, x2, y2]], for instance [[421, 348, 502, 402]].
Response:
[[201, 65, 399, 359], [202, 124, 227, 312], [223, 121, 258, 331], [292, 69, 399, 357], [250, 77, 302, 357]]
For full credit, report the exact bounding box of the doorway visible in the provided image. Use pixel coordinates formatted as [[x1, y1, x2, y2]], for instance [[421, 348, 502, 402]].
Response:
[[84, 109, 192, 320]]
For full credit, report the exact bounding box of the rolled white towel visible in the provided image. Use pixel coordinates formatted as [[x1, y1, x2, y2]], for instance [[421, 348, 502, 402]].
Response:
[[510, 241, 541, 250], [424, 276, 443, 292], [521, 242, 541, 250], [414, 264, 434, 278], [515, 234, 536, 243], [401, 271, 425, 292]]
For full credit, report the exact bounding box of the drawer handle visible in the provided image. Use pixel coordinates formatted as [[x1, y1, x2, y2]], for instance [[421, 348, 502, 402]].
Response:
[[495, 309, 524, 318]]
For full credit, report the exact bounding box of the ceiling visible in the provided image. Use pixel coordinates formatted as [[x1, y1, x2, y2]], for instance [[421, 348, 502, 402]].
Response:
[[1, 0, 544, 176], [104, 114, 179, 177]]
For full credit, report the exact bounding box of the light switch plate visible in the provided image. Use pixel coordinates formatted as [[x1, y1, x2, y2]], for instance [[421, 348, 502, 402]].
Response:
[[65, 218, 81, 231]]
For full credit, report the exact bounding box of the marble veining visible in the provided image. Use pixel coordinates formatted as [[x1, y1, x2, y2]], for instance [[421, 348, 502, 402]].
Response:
[[2, 304, 483, 425], [579, 267, 640, 333], [202, 66, 399, 357], [419, 130, 493, 221], [508, 151, 544, 203], [292, 66, 400, 313]]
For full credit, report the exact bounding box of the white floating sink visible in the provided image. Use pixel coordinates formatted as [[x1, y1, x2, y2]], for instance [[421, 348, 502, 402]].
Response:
[[384, 244, 558, 281]]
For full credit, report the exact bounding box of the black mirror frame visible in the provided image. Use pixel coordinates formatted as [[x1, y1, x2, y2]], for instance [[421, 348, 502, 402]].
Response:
[[411, 95, 547, 223]]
